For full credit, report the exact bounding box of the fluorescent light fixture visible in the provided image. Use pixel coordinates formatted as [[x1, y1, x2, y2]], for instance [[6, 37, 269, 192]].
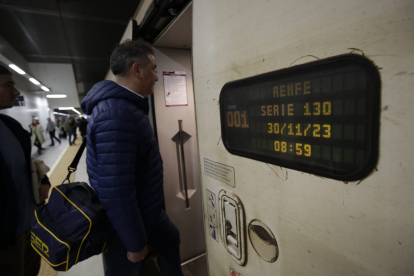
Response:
[[53, 112, 69, 116], [9, 64, 26, 75], [41, 86, 50, 91], [59, 107, 81, 115], [71, 108, 81, 115], [46, 94, 67, 98], [29, 78, 40, 85]]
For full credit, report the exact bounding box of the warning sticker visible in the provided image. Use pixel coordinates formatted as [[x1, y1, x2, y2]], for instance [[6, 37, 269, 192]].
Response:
[[204, 158, 235, 187]]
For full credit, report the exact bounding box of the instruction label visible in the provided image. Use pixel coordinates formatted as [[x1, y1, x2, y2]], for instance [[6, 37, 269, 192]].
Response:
[[163, 71, 188, 107], [204, 158, 235, 187]]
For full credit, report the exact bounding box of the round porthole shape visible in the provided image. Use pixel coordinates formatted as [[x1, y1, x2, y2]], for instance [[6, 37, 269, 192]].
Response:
[[248, 220, 279, 263]]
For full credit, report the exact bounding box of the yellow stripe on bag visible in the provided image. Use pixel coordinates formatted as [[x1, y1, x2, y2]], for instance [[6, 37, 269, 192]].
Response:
[[31, 243, 67, 267], [34, 210, 71, 271], [53, 186, 92, 265]]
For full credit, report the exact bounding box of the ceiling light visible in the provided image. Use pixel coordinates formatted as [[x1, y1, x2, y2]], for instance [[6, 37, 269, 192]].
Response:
[[41, 86, 50, 91], [46, 94, 67, 98], [71, 108, 81, 115], [53, 112, 69, 116], [9, 64, 26, 75], [29, 78, 40, 85], [59, 107, 74, 110]]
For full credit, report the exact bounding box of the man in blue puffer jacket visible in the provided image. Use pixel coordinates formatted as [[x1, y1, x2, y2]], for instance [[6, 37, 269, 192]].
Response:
[[81, 39, 183, 276]]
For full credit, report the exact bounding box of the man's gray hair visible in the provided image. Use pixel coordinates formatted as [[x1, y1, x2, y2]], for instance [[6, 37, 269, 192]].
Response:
[[110, 39, 154, 77]]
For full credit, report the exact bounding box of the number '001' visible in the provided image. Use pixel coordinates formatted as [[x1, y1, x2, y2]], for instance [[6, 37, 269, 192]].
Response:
[[227, 111, 249, 128]]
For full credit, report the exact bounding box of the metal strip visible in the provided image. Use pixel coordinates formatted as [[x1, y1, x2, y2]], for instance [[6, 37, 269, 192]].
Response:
[[181, 252, 206, 266], [179, 120, 190, 208]]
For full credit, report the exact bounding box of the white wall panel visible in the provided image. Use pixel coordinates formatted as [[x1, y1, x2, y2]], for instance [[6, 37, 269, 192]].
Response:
[[0, 86, 49, 133], [28, 63, 79, 109]]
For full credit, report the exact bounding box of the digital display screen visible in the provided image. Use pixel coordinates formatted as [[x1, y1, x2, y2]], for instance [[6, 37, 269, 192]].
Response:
[[220, 55, 380, 181]]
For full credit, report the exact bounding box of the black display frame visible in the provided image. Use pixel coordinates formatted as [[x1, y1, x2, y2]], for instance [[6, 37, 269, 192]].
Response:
[[219, 54, 381, 181]]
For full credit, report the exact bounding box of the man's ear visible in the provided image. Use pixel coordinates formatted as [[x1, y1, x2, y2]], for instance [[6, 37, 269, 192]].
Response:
[[132, 62, 143, 80]]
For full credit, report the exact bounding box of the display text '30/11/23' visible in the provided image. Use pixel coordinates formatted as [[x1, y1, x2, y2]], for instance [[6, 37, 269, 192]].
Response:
[[220, 55, 380, 181]]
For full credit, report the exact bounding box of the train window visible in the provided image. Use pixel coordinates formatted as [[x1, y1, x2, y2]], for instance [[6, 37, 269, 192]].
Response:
[[220, 54, 380, 181]]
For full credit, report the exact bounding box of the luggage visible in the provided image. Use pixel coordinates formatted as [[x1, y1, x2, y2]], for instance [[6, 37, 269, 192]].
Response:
[[31, 140, 112, 271], [59, 130, 66, 139], [31, 158, 50, 205]]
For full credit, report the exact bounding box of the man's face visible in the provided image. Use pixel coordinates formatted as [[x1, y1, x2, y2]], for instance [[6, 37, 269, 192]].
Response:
[[141, 54, 158, 96], [0, 74, 20, 109]]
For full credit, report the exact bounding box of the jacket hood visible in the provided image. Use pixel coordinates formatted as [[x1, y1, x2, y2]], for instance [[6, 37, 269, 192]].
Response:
[[81, 80, 149, 115]]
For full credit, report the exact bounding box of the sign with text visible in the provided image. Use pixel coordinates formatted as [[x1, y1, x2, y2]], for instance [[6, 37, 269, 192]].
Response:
[[204, 158, 235, 187], [220, 55, 380, 181], [163, 71, 188, 107]]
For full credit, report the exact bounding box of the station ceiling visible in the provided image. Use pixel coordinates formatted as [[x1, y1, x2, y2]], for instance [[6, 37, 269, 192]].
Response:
[[0, 0, 140, 102]]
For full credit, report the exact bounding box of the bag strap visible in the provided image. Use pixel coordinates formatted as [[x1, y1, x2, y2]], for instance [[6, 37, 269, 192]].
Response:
[[62, 140, 152, 184], [62, 139, 87, 184]]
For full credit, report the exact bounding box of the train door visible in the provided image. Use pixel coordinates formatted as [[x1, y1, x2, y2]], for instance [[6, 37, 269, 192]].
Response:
[[192, 1, 414, 276], [150, 2, 208, 274]]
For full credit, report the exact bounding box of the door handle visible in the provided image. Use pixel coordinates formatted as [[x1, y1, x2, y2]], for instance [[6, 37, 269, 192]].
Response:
[[178, 120, 190, 209], [219, 189, 246, 266]]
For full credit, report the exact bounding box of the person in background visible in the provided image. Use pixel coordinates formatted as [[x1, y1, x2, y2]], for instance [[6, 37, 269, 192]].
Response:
[[78, 117, 88, 142], [81, 39, 183, 276], [46, 117, 61, 146], [59, 118, 67, 139], [30, 117, 45, 154], [64, 116, 77, 145], [0, 64, 51, 276]]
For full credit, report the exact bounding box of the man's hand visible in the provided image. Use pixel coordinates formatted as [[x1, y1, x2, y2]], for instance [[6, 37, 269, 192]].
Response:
[[39, 185, 50, 202], [127, 246, 148, 263]]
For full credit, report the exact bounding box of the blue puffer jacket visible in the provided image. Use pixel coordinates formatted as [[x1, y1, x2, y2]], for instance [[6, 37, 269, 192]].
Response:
[[81, 80, 164, 252]]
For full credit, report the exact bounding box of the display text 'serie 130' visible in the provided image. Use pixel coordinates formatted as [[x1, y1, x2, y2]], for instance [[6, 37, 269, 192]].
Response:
[[220, 54, 380, 181]]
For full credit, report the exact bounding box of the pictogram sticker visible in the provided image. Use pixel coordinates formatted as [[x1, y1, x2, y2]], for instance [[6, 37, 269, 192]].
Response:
[[208, 222, 219, 242], [207, 206, 217, 225], [206, 189, 216, 209], [206, 189, 219, 242]]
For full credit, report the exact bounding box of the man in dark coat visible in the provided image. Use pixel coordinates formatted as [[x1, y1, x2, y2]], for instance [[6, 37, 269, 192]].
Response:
[[0, 65, 51, 275], [81, 40, 183, 276]]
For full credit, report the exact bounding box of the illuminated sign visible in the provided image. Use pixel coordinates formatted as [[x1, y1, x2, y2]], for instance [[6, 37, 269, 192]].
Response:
[[220, 55, 380, 181]]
